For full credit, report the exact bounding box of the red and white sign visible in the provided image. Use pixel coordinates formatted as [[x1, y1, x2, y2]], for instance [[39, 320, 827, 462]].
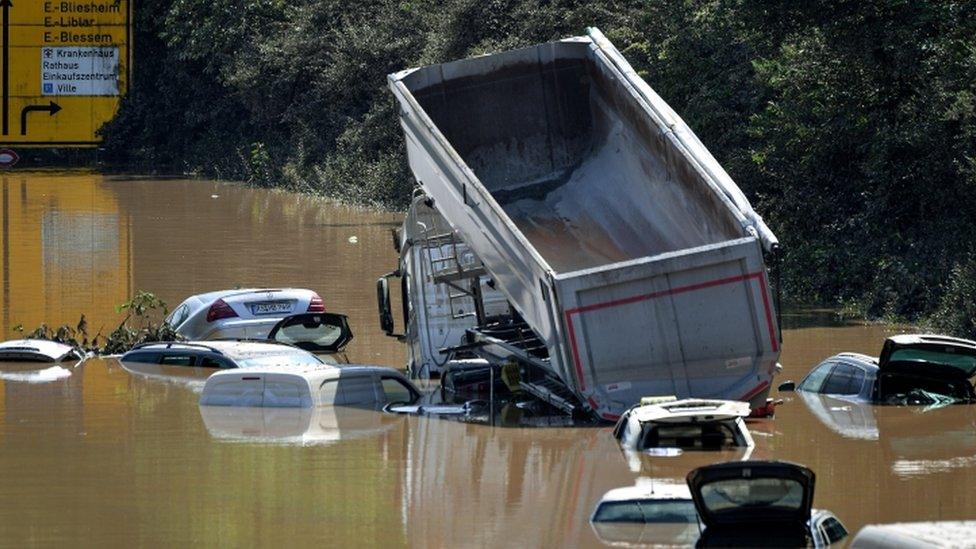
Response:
[[0, 149, 20, 168]]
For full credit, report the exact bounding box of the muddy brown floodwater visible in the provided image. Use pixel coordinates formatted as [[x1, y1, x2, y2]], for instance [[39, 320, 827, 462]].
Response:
[[1, 172, 975, 546]]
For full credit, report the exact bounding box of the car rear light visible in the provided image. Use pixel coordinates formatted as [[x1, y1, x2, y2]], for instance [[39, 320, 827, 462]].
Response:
[[307, 293, 325, 313], [206, 299, 238, 322]]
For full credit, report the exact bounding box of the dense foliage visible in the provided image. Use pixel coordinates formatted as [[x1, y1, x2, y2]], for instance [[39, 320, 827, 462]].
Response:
[[102, 0, 976, 336]]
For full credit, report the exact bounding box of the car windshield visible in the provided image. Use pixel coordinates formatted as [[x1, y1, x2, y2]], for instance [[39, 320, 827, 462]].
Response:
[[234, 352, 323, 368], [699, 477, 804, 515], [889, 348, 976, 372], [593, 499, 698, 523]]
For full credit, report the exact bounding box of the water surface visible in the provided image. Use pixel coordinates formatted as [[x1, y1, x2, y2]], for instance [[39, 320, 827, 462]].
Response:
[[1, 172, 974, 546]]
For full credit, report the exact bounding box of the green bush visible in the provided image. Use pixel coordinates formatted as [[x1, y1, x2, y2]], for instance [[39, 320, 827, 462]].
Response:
[[931, 256, 976, 339]]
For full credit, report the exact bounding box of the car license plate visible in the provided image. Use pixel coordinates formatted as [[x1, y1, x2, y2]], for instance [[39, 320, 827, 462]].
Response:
[[250, 302, 293, 315]]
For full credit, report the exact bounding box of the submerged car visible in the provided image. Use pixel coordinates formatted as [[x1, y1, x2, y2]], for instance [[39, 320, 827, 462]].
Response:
[[780, 334, 976, 405], [120, 340, 329, 382], [851, 520, 976, 548], [590, 480, 701, 547], [0, 339, 81, 362], [687, 460, 848, 547], [199, 364, 421, 408], [120, 313, 354, 380], [613, 398, 755, 451], [166, 288, 326, 340]]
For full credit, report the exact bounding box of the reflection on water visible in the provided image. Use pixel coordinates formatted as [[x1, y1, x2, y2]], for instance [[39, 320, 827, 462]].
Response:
[[0, 364, 73, 383], [0, 172, 975, 545], [0, 172, 132, 335], [199, 404, 403, 447]]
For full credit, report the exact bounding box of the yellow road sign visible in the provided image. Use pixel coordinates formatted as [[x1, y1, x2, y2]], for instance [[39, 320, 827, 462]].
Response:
[[0, 0, 130, 147]]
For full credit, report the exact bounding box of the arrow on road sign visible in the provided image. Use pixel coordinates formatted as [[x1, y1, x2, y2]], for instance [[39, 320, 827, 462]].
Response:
[[1, 0, 11, 136], [20, 101, 61, 136]]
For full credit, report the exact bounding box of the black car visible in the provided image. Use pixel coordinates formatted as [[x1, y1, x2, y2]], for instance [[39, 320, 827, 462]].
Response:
[[687, 461, 847, 547]]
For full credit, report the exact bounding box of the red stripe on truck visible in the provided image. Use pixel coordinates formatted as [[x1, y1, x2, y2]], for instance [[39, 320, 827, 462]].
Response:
[[564, 271, 778, 392]]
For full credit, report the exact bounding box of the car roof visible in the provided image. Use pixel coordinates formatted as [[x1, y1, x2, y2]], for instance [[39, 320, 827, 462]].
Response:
[[204, 363, 406, 383], [209, 362, 340, 378], [630, 398, 751, 423], [599, 481, 692, 503], [825, 352, 879, 371], [128, 340, 314, 359]]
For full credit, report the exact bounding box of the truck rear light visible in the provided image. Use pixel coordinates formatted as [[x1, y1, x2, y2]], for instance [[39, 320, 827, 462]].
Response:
[[206, 299, 238, 322], [307, 294, 325, 313]]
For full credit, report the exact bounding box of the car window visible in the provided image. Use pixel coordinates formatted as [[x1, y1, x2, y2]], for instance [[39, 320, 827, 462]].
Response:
[[123, 351, 161, 364], [167, 304, 190, 328], [380, 377, 415, 404], [319, 379, 340, 405], [798, 362, 833, 392], [817, 516, 848, 543], [821, 364, 864, 395], [612, 411, 631, 440], [889, 348, 976, 370], [700, 477, 804, 515], [274, 323, 340, 345], [592, 499, 699, 523], [159, 354, 195, 366], [199, 356, 233, 369], [333, 375, 379, 406]]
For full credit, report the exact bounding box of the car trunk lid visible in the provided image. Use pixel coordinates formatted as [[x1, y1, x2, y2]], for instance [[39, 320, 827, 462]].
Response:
[[687, 460, 814, 530], [267, 313, 353, 354], [878, 335, 976, 380]]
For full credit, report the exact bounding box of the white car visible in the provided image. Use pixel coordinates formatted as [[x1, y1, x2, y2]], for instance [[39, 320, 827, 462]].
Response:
[[166, 288, 326, 340], [590, 480, 701, 546], [199, 364, 421, 408], [613, 397, 755, 451], [0, 339, 81, 362]]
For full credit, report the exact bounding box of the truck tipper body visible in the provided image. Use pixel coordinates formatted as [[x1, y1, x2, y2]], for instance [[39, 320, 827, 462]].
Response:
[[386, 28, 781, 420]]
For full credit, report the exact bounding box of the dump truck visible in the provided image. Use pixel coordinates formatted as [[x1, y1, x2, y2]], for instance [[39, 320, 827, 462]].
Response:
[[381, 28, 781, 420]]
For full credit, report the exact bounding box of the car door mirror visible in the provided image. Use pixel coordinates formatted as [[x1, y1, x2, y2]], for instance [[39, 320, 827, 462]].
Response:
[[377, 273, 405, 339], [267, 313, 353, 353], [377, 276, 394, 335], [778, 380, 796, 392]]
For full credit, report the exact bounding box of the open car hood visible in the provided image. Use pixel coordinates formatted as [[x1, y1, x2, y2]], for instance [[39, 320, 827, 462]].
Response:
[[267, 313, 353, 354], [687, 460, 814, 529], [0, 339, 78, 362], [879, 334, 976, 379]]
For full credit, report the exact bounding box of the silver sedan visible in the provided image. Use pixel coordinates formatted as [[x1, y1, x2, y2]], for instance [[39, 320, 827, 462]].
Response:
[[166, 288, 325, 340]]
